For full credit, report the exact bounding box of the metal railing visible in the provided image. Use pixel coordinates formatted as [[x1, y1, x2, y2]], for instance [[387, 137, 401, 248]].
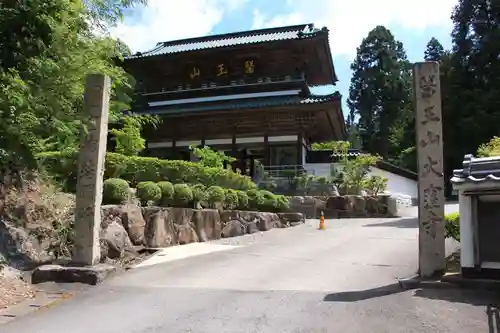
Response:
[[260, 165, 309, 179]]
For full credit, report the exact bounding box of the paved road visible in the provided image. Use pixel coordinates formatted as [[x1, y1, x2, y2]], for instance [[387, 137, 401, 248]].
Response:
[[2, 204, 498, 332]]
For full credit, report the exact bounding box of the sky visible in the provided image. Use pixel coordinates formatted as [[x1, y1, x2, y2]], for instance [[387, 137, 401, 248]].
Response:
[[111, 0, 457, 113]]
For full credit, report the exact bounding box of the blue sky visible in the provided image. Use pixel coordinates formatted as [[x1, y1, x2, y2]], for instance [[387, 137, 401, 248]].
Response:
[[112, 0, 456, 113]]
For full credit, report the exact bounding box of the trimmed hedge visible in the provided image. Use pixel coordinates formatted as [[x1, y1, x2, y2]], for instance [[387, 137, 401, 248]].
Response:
[[37, 151, 256, 191], [173, 184, 193, 208], [121, 180, 291, 212], [103, 178, 130, 205], [136, 181, 161, 206], [157, 181, 174, 206]]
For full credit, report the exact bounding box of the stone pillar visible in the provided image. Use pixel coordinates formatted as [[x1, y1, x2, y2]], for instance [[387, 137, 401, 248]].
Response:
[[413, 62, 446, 277], [73, 74, 111, 266]]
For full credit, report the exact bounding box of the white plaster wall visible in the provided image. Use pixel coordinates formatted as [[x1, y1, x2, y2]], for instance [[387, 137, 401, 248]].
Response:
[[303, 163, 418, 200], [370, 166, 418, 199]]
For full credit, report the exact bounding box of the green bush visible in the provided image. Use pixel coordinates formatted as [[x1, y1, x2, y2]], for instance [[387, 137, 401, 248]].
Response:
[[173, 184, 193, 208], [102, 178, 130, 205], [136, 181, 161, 206], [223, 189, 239, 210], [445, 212, 460, 242], [157, 181, 174, 206], [37, 150, 79, 192], [247, 189, 265, 211], [191, 184, 208, 207], [275, 195, 291, 212], [36, 151, 257, 192], [260, 190, 278, 211], [236, 190, 249, 210], [207, 186, 225, 208]]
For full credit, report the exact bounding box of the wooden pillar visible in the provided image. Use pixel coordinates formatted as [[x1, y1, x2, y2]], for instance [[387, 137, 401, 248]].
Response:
[[297, 132, 304, 166], [171, 138, 177, 160], [231, 133, 236, 156], [250, 156, 255, 178], [264, 134, 270, 166]]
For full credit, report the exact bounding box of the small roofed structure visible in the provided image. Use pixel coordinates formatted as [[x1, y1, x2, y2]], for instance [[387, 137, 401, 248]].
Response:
[[121, 23, 346, 178], [451, 154, 500, 279]]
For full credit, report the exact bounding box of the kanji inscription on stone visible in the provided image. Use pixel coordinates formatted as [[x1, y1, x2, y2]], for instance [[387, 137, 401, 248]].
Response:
[[73, 74, 111, 265], [413, 62, 446, 277]]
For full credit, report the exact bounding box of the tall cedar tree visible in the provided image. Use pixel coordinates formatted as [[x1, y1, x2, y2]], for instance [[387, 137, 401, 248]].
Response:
[[348, 26, 412, 159], [424, 37, 445, 61], [444, 0, 500, 194]]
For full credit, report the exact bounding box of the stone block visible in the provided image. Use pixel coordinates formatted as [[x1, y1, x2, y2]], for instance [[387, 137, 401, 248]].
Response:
[[31, 264, 116, 285], [277, 213, 305, 227], [143, 207, 176, 248]]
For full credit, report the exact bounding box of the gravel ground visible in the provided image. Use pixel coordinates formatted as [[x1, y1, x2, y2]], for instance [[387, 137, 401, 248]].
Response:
[[0, 267, 36, 311]]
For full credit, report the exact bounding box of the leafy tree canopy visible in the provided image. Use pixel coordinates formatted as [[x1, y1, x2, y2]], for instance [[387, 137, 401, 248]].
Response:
[[0, 0, 146, 174]]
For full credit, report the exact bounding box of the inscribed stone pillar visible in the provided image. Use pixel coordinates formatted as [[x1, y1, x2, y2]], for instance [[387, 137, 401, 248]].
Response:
[[413, 62, 446, 277], [73, 74, 111, 265]]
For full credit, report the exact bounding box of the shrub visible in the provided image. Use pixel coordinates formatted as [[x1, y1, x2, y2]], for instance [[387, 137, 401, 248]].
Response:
[[189, 145, 236, 168], [477, 136, 500, 157], [191, 184, 208, 207], [173, 184, 193, 208], [223, 189, 239, 210], [236, 190, 249, 210], [207, 186, 225, 208], [36, 151, 257, 192], [445, 212, 460, 242], [260, 190, 278, 211], [275, 195, 291, 212], [102, 178, 130, 204], [136, 181, 161, 206], [157, 181, 174, 206], [363, 175, 388, 195], [247, 189, 265, 211]]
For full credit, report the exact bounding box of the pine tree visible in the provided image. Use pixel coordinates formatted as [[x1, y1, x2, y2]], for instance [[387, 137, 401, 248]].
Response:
[[347, 26, 412, 159], [424, 37, 445, 61]]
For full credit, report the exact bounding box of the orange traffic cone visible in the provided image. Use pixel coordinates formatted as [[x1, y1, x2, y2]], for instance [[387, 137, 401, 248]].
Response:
[[319, 211, 325, 230]]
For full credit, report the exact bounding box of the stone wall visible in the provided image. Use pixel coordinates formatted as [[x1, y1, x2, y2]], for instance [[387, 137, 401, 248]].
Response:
[[289, 195, 398, 219], [100, 205, 305, 255]]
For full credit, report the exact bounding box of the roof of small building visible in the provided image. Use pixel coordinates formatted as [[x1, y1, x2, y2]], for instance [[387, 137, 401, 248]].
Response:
[[451, 154, 500, 184], [126, 23, 325, 59]]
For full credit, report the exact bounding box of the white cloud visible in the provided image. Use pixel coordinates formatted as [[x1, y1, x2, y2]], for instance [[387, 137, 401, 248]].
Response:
[[110, 0, 247, 53], [252, 0, 456, 57]]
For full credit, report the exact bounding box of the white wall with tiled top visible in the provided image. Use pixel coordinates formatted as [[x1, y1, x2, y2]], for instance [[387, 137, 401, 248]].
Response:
[[303, 162, 418, 204]]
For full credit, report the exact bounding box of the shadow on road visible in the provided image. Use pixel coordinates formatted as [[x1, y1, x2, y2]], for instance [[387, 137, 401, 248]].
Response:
[[413, 287, 500, 306], [324, 282, 500, 331], [362, 218, 417, 229], [414, 288, 500, 333], [323, 283, 405, 302]]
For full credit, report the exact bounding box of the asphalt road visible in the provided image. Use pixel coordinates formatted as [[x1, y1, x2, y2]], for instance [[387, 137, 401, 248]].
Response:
[[2, 204, 498, 332]]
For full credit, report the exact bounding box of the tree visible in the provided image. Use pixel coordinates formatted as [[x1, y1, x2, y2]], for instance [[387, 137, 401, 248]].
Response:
[[0, 0, 146, 176], [443, 0, 500, 194], [84, 0, 148, 27], [110, 115, 160, 156], [347, 26, 413, 159], [424, 37, 445, 61]]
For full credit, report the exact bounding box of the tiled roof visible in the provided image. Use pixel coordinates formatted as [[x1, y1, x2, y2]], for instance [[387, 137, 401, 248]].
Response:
[[451, 154, 500, 184], [127, 23, 324, 59], [142, 91, 341, 115]]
